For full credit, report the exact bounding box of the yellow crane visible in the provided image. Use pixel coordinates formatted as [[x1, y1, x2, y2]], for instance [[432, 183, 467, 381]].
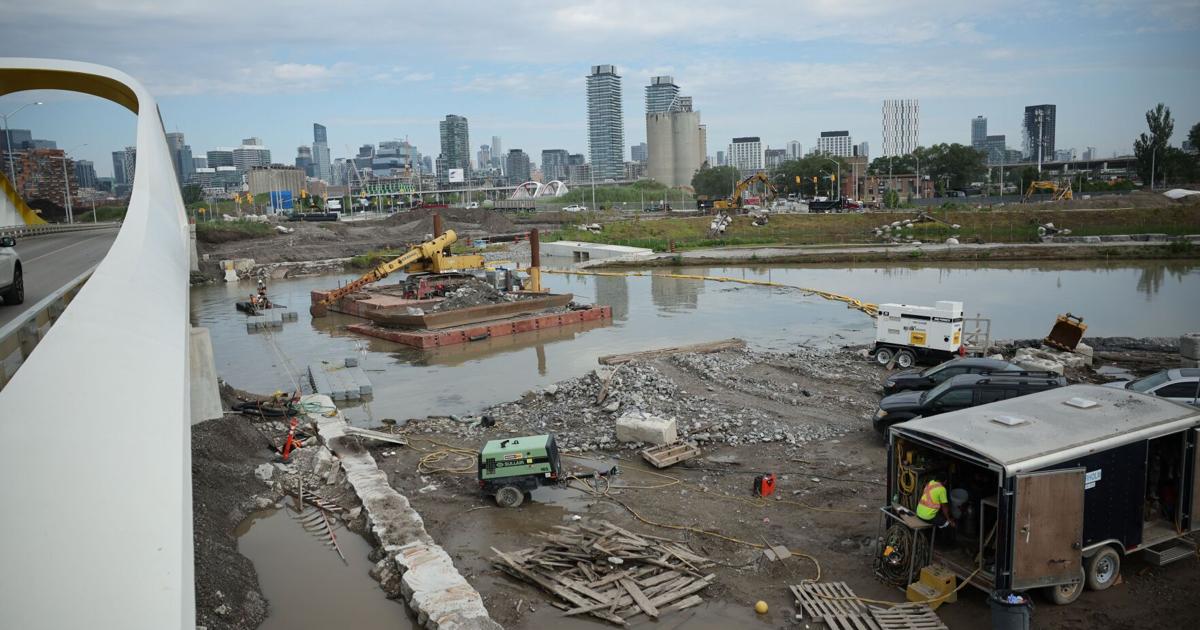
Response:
[[714, 172, 776, 210], [310, 230, 484, 316], [1022, 180, 1073, 202]]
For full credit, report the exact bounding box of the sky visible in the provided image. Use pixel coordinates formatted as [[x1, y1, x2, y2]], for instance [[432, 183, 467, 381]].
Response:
[[1, 0, 1198, 178]]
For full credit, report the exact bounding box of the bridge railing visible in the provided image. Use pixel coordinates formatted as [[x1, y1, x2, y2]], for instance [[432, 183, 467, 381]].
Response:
[[0, 221, 119, 238], [0, 58, 193, 628]]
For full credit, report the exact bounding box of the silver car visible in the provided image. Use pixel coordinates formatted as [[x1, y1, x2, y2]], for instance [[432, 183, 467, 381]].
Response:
[[0, 235, 23, 305], [1104, 368, 1200, 406]]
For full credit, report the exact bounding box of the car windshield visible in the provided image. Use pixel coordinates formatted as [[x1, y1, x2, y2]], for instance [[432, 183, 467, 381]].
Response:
[[920, 379, 955, 404], [1128, 372, 1172, 393]]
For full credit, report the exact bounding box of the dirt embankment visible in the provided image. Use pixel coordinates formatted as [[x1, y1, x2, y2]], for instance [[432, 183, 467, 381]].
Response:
[[367, 342, 1197, 630]]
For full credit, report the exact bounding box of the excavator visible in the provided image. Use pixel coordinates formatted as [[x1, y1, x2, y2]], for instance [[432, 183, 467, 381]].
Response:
[[310, 229, 491, 317], [714, 172, 776, 211], [1022, 180, 1073, 202]]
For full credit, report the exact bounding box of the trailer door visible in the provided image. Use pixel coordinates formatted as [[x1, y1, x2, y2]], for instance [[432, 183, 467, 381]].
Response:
[[1191, 429, 1200, 532], [1011, 468, 1085, 590]]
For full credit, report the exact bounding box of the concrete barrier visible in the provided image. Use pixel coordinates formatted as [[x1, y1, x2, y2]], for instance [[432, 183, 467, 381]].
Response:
[[188, 327, 222, 424], [616, 411, 678, 445]]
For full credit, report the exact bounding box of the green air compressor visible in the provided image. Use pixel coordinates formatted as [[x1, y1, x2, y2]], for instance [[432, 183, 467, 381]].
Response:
[[477, 434, 564, 508]]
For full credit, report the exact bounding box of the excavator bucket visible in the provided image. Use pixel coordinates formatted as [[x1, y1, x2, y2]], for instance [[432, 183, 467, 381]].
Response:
[[1044, 312, 1086, 351]]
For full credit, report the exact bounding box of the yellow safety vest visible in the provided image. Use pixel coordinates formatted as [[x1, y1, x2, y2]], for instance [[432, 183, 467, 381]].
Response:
[[916, 480, 946, 520]]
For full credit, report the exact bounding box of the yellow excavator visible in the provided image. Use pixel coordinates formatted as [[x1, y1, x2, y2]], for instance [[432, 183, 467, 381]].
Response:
[[1022, 180, 1073, 202], [310, 230, 487, 317], [714, 172, 776, 210]]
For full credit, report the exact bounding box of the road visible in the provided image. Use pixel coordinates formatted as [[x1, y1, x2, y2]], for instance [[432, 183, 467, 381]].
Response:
[[0, 228, 119, 328]]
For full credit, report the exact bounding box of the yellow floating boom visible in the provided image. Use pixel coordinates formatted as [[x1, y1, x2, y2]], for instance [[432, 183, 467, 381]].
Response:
[[541, 268, 878, 317]]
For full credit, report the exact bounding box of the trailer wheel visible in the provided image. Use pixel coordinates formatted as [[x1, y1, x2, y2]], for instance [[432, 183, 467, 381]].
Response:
[[1047, 566, 1085, 605], [1085, 547, 1120, 591], [494, 485, 524, 508], [875, 347, 894, 366], [895, 350, 916, 369]]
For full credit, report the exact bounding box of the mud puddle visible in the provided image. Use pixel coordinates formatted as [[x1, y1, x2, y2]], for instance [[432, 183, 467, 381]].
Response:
[[236, 507, 415, 629]]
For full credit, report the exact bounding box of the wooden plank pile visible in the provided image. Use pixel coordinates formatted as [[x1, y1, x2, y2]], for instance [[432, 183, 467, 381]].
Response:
[[789, 582, 948, 630], [492, 520, 716, 626]]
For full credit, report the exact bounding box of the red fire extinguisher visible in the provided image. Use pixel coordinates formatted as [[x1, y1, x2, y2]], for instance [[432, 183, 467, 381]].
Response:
[[753, 473, 777, 498]]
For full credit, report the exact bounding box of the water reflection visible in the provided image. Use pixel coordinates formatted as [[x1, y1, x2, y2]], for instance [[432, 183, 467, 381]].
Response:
[[651, 272, 703, 312], [593, 273, 630, 321]]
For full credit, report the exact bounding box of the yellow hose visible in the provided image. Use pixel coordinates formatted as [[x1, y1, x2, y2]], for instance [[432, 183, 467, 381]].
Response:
[[541, 268, 878, 317]]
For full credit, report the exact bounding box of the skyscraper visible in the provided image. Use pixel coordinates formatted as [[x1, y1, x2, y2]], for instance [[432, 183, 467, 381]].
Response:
[[74, 159, 97, 189], [438, 114, 470, 179], [727, 137, 763, 173], [985, 135, 1007, 165], [505, 149, 531, 182], [630, 142, 647, 163], [645, 76, 680, 114], [312, 123, 332, 182], [586, 64, 625, 180], [971, 116, 987, 150], [206, 149, 234, 168], [816, 131, 853, 157], [786, 141, 803, 160], [715, 150, 726, 166], [541, 149, 570, 181], [881, 99, 919, 157], [295, 146, 314, 177], [232, 143, 271, 172], [111, 147, 136, 186], [164, 132, 194, 186], [477, 145, 491, 172], [1023, 104, 1056, 163], [490, 136, 503, 171]]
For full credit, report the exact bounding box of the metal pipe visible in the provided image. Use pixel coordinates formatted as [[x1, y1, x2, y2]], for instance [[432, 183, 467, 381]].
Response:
[[433, 212, 442, 237], [529, 228, 542, 292]]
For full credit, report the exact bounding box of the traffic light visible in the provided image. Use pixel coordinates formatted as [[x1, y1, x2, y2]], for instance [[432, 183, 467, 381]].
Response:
[[795, 175, 801, 184]]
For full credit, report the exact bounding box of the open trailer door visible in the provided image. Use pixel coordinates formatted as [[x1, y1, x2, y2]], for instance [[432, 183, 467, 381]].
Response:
[[1011, 468, 1085, 590]]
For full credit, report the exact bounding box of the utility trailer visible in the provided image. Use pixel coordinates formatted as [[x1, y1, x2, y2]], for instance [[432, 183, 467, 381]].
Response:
[[872, 301, 964, 368], [879, 384, 1200, 605]]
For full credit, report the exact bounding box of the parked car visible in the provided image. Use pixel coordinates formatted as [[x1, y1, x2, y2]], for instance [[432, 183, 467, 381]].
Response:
[[562, 204, 587, 212], [1104, 368, 1200, 406], [873, 372, 1066, 432], [882, 357, 1026, 395], [0, 235, 23, 305]]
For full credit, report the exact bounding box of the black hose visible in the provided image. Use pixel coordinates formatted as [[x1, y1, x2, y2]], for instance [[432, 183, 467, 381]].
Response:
[[232, 401, 292, 418]]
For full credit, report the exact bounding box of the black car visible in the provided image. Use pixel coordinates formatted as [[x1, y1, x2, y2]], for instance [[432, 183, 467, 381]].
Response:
[[873, 372, 1066, 433], [882, 357, 1024, 395]]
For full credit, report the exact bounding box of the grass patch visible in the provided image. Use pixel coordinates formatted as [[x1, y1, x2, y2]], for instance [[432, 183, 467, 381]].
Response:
[[76, 205, 128, 223]]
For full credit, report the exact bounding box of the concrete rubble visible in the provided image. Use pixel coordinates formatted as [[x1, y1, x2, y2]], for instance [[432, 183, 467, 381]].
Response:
[[615, 411, 677, 445]]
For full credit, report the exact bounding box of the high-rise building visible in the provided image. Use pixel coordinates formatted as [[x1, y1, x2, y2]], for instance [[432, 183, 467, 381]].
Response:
[[490, 136, 503, 171], [112, 146, 137, 186], [985, 135, 1007, 165], [505, 149, 531, 182], [715, 150, 726, 167], [586, 64, 625, 180], [438, 114, 470, 181], [971, 116, 987, 150], [2, 128, 33, 153], [74, 159, 97, 189], [727, 137, 763, 173], [646, 76, 681, 114], [312, 123, 332, 182], [164, 132, 194, 186], [295, 145, 314, 177], [192, 156, 207, 170], [1082, 146, 1097, 161], [881, 99, 919, 157], [373, 140, 419, 177], [541, 149, 570, 181], [764, 148, 787, 169], [630, 142, 647, 163], [206, 149, 234, 169], [786, 141, 803, 160], [857, 142, 869, 159], [816, 131, 853, 157], [1054, 148, 1075, 162], [1023, 104, 1056, 163], [13, 148, 77, 209], [477, 145, 492, 172], [232, 143, 271, 172]]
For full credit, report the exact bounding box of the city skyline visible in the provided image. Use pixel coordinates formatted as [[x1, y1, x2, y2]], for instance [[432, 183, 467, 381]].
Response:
[[2, 1, 1198, 179]]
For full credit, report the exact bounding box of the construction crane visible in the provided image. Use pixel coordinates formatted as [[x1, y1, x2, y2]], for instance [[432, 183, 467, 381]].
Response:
[[714, 172, 776, 210], [310, 230, 485, 316], [1022, 180, 1073, 202]]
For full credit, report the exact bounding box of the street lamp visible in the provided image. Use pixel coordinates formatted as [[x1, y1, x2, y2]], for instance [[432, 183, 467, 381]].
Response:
[[820, 157, 841, 201], [54, 143, 87, 224], [2, 100, 44, 187]]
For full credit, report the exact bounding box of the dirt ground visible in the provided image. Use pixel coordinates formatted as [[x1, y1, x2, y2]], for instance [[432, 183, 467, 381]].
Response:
[[358, 342, 1198, 630]]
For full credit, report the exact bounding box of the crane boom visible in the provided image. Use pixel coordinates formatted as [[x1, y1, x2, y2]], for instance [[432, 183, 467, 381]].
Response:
[[714, 172, 776, 210], [310, 230, 460, 316]]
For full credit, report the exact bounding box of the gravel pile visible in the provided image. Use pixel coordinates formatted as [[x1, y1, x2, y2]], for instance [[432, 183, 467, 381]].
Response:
[[400, 348, 880, 454], [429, 280, 522, 312]]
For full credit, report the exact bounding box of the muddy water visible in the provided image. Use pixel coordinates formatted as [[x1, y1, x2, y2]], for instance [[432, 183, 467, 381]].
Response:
[[191, 260, 1199, 424], [236, 507, 415, 629]]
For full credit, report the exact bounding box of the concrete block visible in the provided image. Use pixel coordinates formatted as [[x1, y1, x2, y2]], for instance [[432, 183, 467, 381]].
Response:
[[1081, 235, 1102, 244], [189, 327, 224, 425], [1180, 333, 1200, 361], [1014, 357, 1064, 375], [615, 411, 677, 445], [1101, 234, 1131, 242], [345, 356, 359, 367], [1073, 341, 1094, 367]]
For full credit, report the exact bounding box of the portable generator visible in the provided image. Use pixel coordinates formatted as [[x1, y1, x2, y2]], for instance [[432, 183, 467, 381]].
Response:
[[477, 434, 563, 508]]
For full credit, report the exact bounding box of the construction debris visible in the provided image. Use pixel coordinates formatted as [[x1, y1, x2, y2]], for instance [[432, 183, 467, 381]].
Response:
[[640, 441, 700, 469], [790, 581, 948, 630], [492, 520, 716, 626], [598, 338, 746, 365], [307, 358, 373, 400]]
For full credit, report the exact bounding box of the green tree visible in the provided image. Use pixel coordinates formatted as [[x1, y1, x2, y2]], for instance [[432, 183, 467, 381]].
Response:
[[1133, 103, 1174, 186], [1189, 121, 1200, 154], [690, 165, 741, 198], [920, 143, 987, 192], [770, 154, 848, 197], [181, 184, 203, 205]]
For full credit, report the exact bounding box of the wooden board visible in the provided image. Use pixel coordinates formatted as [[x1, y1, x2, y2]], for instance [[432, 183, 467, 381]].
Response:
[[790, 581, 882, 630], [869, 603, 948, 630], [1011, 468, 1084, 590], [598, 338, 746, 365], [640, 442, 701, 469]]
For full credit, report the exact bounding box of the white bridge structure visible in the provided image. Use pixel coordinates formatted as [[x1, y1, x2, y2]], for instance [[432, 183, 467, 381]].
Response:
[[0, 58, 198, 628], [509, 179, 568, 199]]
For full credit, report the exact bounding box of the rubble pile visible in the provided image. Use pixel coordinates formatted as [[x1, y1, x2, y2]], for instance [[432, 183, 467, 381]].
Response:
[[429, 280, 522, 312], [404, 348, 878, 454]]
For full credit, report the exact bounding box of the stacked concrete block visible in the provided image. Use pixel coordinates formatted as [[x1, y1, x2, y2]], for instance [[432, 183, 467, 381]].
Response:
[[1182, 333, 1200, 368], [307, 359, 373, 400], [615, 411, 677, 445], [244, 309, 297, 332]]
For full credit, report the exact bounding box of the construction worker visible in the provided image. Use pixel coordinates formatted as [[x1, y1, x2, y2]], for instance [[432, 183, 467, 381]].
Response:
[[916, 478, 955, 533]]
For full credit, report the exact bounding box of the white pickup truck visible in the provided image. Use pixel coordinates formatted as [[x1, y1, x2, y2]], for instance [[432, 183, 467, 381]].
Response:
[[0, 235, 23, 305]]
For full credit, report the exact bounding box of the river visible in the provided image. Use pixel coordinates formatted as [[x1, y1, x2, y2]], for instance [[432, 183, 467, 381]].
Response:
[[191, 260, 1199, 425]]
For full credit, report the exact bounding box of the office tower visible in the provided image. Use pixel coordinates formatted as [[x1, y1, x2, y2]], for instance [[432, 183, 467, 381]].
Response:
[[985, 135, 1007, 165], [232, 143, 271, 172], [438, 115, 470, 179], [505, 149, 531, 182], [312, 123, 332, 182], [112, 146, 137, 186], [630, 142, 647, 163], [971, 116, 987, 150], [587, 64, 625, 180], [74, 159, 97, 189], [1023, 104, 1056, 163], [541, 149, 570, 181], [786, 141, 803, 160], [727, 137, 763, 172], [645, 76, 680, 114], [881, 99, 919, 157], [295, 145, 314, 177], [816, 131, 853, 157], [205, 149, 234, 168]]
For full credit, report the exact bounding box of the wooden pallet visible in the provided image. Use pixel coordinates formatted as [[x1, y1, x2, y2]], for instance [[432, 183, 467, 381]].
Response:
[[868, 603, 948, 630], [640, 442, 700, 469], [790, 582, 881, 630]]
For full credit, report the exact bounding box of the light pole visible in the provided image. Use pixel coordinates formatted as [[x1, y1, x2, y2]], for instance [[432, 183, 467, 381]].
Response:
[[55, 143, 87, 224], [821, 157, 841, 201], [2, 100, 44, 188]]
